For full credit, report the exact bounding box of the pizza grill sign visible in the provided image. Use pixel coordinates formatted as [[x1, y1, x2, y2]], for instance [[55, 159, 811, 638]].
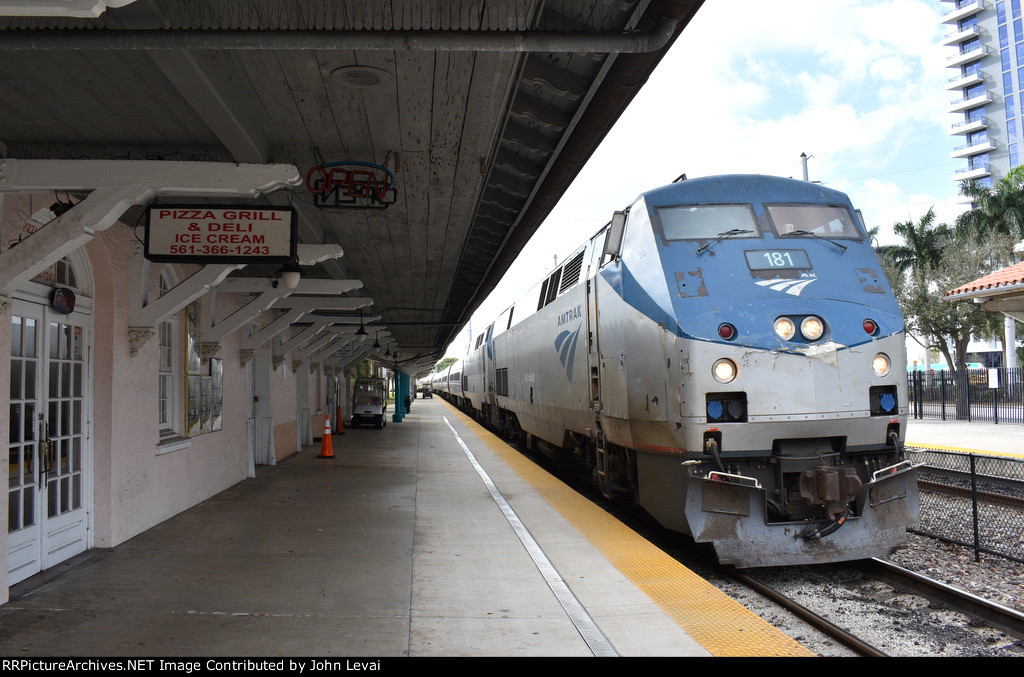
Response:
[[305, 161, 397, 210], [144, 206, 297, 264]]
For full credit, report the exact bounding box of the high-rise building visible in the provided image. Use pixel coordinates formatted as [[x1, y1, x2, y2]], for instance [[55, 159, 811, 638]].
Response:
[[943, 1, 1021, 371], [942, 0, 1020, 188]]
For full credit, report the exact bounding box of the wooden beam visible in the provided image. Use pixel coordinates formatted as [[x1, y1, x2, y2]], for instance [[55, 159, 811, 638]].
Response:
[[0, 184, 154, 294], [273, 320, 332, 357], [131, 263, 243, 328], [202, 287, 290, 344], [0, 158, 299, 196]]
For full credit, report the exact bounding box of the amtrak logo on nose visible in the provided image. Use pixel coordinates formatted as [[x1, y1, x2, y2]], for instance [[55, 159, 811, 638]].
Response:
[[554, 324, 581, 382], [756, 275, 817, 296]]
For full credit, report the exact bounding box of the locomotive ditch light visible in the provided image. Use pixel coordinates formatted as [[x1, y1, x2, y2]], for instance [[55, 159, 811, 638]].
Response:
[[718, 323, 736, 340], [712, 358, 737, 383], [774, 317, 796, 341], [872, 353, 891, 377], [800, 316, 825, 341]]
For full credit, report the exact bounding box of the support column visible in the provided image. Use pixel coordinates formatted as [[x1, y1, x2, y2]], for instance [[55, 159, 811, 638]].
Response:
[[1006, 316, 1018, 370], [392, 371, 409, 422]]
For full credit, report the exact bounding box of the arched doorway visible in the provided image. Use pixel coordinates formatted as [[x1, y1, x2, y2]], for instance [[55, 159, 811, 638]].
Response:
[[7, 251, 94, 585]]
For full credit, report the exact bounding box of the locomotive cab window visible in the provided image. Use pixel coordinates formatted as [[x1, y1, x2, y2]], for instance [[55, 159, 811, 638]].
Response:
[[766, 204, 862, 239], [654, 204, 760, 241]]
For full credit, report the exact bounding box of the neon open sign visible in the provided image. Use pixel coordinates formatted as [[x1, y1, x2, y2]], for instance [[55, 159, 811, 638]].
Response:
[[144, 206, 297, 264], [305, 161, 397, 209]]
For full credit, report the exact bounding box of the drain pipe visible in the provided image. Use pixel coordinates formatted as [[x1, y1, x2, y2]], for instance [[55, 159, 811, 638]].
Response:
[[0, 16, 679, 54]]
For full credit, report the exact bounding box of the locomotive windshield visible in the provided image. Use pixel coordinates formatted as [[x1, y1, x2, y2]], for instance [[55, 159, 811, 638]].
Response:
[[656, 204, 760, 240], [766, 204, 862, 239]]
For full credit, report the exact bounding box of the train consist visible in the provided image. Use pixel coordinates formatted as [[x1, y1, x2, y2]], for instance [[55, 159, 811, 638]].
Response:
[[433, 174, 919, 568]]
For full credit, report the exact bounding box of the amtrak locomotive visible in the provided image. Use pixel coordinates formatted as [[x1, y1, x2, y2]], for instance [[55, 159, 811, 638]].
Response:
[[434, 174, 918, 568]]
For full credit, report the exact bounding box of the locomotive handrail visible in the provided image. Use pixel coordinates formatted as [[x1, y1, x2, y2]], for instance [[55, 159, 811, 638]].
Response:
[[704, 470, 762, 490], [870, 460, 920, 483]]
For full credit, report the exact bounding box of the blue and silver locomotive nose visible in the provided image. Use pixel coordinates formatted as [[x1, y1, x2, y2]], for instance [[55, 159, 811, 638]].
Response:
[[592, 175, 915, 566], [446, 173, 917, 568]]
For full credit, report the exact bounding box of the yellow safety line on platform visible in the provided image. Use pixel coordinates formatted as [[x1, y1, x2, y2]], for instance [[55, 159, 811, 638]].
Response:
[[907, 442, 1024, 459], [437, 400, 813, 658]]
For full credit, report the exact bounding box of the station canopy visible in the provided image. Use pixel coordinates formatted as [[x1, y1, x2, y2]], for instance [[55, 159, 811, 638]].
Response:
[[0, 0, 703, 376], [946, 260, 1024, 324]]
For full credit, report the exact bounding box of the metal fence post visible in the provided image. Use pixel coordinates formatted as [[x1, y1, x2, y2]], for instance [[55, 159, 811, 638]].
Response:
[[994, 379, 999, 425], [940, 373, 946, 421], [911, 371, 918, 419], [966, 371, 972, 422], [970, 454, 981, 563]]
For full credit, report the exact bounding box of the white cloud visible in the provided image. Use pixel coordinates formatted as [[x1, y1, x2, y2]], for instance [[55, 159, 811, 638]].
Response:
[[445, 0, 968, 357]]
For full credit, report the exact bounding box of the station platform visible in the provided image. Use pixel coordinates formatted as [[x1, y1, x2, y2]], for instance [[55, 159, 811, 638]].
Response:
[[906, 418, 1024, 459], [0, 398, 812, 658]]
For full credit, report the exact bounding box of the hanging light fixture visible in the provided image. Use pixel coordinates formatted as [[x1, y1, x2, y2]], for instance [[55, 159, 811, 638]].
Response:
[[372, 330, 381, 349], [356, 310, 367, 336], [276, 261, 301, 289]]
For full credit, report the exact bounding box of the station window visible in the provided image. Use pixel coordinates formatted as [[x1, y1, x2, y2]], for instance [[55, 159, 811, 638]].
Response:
[[157, 268, 179, 440]]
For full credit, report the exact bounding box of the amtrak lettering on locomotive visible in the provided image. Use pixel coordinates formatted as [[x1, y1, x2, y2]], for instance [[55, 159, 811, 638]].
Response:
[[434, 174, 918, 568]]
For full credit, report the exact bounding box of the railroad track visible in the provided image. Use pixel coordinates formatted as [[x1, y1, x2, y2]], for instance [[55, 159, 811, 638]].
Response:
[[917, 478, 1024, 510], [723, 558, 1024, 657], [722, 565, 887, 657], [504, 434, 1024, 654], [860, 558, 1024, 641]]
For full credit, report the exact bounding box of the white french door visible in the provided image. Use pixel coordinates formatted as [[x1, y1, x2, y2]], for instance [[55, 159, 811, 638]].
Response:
[[8, 300, 92, 585]]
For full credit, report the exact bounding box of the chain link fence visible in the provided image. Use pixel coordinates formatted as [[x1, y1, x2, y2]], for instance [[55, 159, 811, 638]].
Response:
[[909, 448, 1024, 564]]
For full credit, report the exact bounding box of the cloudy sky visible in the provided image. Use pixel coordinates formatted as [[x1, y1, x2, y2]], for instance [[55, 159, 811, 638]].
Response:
[[446, 0, 963, 357]]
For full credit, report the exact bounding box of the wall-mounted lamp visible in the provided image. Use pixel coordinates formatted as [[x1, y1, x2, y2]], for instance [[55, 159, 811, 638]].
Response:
[[274, 262, 301, 290]]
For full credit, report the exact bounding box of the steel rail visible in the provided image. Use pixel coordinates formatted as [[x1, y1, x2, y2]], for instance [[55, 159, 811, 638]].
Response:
[[863, 558, 1024, 641], [722, 567, 887, 657], [918, 478, 1024, 510]]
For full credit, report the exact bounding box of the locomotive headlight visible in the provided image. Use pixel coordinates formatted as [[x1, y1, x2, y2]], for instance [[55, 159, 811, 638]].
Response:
[[774, 317, 796, 341], [872, 353, 891, 377], [712, 358, 737, 383], [800, 316, 825, 341]]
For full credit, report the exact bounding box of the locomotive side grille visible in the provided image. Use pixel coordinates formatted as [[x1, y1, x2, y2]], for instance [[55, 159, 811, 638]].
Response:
[[558, 250, 586, 294], [545, 268, 562, 305]]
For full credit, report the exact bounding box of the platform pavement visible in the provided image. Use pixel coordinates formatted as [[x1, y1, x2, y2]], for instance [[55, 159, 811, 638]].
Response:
[[905, 418, 1024, 458], [0, 398, 810, 658]]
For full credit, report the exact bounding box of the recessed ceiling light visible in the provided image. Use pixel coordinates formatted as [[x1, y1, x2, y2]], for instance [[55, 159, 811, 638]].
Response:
[[331, 66, 394, 89]]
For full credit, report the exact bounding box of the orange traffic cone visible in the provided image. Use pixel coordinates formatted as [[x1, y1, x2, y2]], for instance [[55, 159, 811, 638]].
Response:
[[318, 416, 334, 458]]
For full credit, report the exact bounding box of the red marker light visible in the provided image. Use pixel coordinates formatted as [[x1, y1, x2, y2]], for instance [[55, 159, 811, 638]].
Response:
[[718, 323, 736, 340], [863, 319, 878, 335]]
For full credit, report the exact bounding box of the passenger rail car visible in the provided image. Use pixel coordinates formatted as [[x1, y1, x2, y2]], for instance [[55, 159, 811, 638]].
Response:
[[436, 174, 918, 568]]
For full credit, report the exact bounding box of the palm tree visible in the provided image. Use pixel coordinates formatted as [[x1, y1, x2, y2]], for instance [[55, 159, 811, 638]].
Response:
[[879, 208, 950, 283], [957, 165, 1024, 266]]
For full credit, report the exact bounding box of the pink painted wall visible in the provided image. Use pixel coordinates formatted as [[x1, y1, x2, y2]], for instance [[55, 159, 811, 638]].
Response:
[[87, 225, 256, 546], [1, 194, 308, 589]]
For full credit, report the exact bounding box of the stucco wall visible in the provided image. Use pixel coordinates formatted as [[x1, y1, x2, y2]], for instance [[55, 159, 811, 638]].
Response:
[[90, 225, 256, 546], [1, 193, 307, 591]]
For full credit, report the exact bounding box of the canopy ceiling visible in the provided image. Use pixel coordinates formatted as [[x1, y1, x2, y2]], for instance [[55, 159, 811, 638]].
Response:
[[0, 0, 703, 375]]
